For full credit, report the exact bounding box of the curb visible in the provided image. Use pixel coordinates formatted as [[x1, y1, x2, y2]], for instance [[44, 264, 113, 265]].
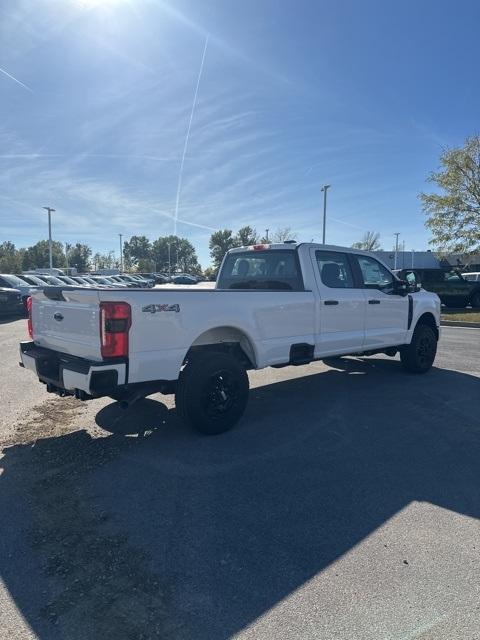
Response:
[[441, 320, 480, 328]]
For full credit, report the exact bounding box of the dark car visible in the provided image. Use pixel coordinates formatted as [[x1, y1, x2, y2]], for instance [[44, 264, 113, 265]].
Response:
[[172, 275, 198, 285], [395, 268, 480, 308], [0, 287, 24, 316]]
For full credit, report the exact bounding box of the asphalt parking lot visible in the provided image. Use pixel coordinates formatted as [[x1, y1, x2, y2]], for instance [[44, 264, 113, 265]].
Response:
[[1, 318, 479, 640]]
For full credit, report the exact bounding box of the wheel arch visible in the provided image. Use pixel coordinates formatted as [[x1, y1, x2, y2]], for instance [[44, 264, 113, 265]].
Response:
[[186, 325, 257, 368], [415, 312, 439, 341]]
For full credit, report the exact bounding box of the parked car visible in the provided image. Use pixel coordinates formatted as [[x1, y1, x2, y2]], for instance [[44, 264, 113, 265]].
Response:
[[21, 242, 440, 435], [395, 268, 480, 308], [0, 287, 24, 316], [172, 274, 198, 285], [462, 272, 480, 282], [20, 274, 54, 287], [0, 274, 41, 307], [116, 274, 152, 288]]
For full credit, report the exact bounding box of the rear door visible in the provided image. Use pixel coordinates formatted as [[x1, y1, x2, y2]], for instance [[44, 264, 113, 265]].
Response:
[[353, 254, 408, 348], [311, 249, 365, 356]]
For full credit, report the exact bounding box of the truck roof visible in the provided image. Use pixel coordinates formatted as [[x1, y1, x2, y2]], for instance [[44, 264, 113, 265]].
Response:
[[228, 242, 378, 256]]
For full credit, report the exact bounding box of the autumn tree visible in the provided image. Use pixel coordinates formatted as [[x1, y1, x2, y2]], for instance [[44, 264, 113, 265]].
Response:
[[421, 135, 480, 253]]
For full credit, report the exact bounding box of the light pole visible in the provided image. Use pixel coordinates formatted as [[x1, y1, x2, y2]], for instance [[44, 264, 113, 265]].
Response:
[[167, 243, 171, 278], [265, 228, 269, 242], [118, 234, 123, 272], [321, 185, 331, 244], [411, 249, 415, 268], [394, 232, 400, 269], [43, 207, 55, 269]]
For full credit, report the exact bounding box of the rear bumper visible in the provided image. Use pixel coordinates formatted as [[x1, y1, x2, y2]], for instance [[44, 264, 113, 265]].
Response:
[[19, 341, 127, 398]]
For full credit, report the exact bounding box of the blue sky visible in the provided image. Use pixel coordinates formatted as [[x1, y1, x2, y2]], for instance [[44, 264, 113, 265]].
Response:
[[1, 0, 479, 266]]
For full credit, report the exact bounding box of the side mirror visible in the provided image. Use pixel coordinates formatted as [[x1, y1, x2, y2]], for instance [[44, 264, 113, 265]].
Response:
[[394, 279, 409, 296]]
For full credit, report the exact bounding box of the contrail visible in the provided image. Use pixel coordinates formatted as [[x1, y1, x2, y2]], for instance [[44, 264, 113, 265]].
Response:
[[173, 34, 209, 235], [0, 66, 33, 93]]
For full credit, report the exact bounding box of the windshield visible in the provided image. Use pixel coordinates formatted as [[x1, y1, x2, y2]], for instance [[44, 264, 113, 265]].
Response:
[[217, 250, 304, 290]]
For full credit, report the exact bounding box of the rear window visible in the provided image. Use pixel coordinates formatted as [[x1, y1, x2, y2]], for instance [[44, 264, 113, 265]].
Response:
[[217, 250, 304, 290]]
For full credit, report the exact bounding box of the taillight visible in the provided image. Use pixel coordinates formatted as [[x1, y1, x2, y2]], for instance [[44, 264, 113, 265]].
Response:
[[100, 302, 131, 358], [27, 296, 33, 339]]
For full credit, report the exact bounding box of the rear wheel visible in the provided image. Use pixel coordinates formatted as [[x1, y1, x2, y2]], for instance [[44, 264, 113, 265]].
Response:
[[175, 351, 249, 435], [400, 324, 437, 373]]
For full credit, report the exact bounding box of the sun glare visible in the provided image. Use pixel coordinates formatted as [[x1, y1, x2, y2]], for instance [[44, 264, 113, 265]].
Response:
[[76, 0, 124, 8]]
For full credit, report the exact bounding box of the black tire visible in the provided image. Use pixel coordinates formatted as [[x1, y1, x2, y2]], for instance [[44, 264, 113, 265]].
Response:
[[470, 291, 480, 309], [400, 324, 437, 373], [175, 351, 249, 435]]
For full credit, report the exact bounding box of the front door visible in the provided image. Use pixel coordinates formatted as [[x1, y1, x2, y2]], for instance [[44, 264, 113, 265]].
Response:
[[353, 254, 409, 349], [311, 249, 366, 356]]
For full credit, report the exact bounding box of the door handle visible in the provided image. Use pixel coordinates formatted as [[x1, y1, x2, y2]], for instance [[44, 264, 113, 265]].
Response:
[[368, 299, 381, 304], [324, 300, 339, 305]]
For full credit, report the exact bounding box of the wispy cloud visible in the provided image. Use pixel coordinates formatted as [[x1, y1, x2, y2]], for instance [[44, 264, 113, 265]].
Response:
[[0, 65, 33, 92], [174, 34, 209, 234]]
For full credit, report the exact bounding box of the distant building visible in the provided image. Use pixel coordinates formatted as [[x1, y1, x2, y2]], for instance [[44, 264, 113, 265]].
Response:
[[374, 251, 440, 270]]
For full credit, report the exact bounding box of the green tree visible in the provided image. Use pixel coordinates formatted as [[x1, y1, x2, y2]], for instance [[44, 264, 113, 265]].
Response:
[[234, 226, 258, 247], [123, 235, 152, 269], [67, 243, 92, 272], [421, 135, 480, 252], [22, 240, 66, 270], [209, 229, 236, 268], [351, 231, 382, 251], [152, 236, 201, 275], [203, 266, 218, 281], [0, 241, 22, 273]]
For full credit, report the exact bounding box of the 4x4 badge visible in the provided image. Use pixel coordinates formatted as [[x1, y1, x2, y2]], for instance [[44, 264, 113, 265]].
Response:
[[142, 303, 180, 314]]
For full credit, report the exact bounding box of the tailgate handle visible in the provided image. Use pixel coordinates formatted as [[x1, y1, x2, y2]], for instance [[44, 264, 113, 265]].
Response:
[[324, 300, 339, 305], [53, 312, 64, 321], [368, 299, 381, 304]]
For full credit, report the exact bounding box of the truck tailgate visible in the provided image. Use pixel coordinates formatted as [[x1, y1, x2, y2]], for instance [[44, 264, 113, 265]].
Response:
[[31, 288, 102, 360]]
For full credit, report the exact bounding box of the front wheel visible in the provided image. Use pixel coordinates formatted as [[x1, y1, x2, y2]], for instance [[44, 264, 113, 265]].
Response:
[[175, 351, 249, 435], [470, 291, 480, 309], [400, 324, 437, 373]]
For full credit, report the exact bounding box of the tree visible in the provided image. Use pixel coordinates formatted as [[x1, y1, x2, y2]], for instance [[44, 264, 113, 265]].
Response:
[[351, 231, 382, 251], [151, 236, 201, 275], [22, 240, 66, 270], [209, 229, 236, 268], [123, 235, 152, 269], [234, 226, 258, 247], [271, 227, 298, 243], [420, 135, 480, 253], [0, 241, 22, 273], [93, 251, 117, 269], [67, 243, 92, 272], [259, 227, 298, 243]]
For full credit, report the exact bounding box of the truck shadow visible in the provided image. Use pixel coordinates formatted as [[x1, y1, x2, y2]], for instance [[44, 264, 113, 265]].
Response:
[[1, 358, 479, 639]]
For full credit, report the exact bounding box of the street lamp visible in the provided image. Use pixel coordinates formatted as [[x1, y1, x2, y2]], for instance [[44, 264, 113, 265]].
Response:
[[321, 185, 331, 244], [167, 242, 171, 278], [118, 234, 123, 272], [43, 207, 55, 269], [394, 232, 400, 269]]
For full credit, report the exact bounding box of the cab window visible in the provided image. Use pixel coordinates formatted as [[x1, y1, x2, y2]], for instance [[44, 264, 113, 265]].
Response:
[[316, 251, 354, 288], [356, 255, 395, 293]]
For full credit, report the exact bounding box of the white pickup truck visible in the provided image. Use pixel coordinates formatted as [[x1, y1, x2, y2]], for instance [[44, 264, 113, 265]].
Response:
[[20, 243, 440, 435]]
